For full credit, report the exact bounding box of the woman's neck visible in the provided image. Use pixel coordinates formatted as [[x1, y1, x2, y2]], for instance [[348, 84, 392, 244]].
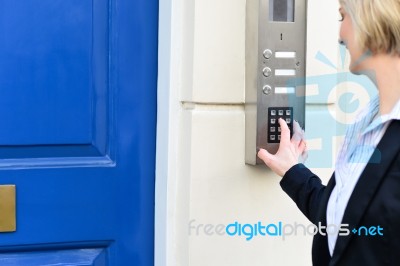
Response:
[[364, 54, 400, 115]]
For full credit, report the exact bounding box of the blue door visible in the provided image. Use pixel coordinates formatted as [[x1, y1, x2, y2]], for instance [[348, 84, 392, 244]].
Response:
[[0, 0, 157, 265]]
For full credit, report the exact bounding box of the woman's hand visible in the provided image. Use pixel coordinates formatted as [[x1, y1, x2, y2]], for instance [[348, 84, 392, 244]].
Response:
[[257, 118, 307, 177]]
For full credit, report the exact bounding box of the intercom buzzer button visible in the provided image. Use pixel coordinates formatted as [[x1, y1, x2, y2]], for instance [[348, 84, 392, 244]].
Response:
[[270, 127, 276, 133], [278, 110, 284, 116], [286, 110, 291, 116], [263, 49, 273, 59], [262, 67, 272, 77], [270, 118, 276, 124], [263, 85, 272, 95], [270, 135, 276, 141], [286, 118, 291, 124], [270, 110, 276, 116]]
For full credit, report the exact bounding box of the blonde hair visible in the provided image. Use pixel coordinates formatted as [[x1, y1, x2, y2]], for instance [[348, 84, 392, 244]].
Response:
[[339, 0, 400, 55]]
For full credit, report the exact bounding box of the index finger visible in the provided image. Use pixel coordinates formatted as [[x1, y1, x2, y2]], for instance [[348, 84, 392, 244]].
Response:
[[278, 118, 291, 145]]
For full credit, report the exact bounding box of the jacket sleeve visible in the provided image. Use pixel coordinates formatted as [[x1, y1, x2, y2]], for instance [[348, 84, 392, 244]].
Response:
[[280, 163, 327, 224]]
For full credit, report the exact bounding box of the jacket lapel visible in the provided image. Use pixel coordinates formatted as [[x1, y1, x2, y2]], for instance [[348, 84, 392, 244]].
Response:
[[312, 174, 336, 265], [330, 120, 400, 265]]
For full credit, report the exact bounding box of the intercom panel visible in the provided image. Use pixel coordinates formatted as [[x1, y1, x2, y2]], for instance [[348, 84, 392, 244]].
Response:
[[245, 0, 307, 165]]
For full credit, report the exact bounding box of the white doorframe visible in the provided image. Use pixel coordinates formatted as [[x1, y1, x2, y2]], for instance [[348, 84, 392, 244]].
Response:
[[155, 0, 183, 264]]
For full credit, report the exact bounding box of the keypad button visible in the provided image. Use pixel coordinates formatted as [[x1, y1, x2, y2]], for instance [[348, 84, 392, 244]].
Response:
[[270, 118, 276, 124], [278, 127, 281, 132], [271, 110, 276, 116], [286, 110, 291, 115], [270, 127, 276, 132], [270, 135, 276, 141], [278, 135, 281, 141], [286, 118, 291, 124], [278, 110, 284, 115]]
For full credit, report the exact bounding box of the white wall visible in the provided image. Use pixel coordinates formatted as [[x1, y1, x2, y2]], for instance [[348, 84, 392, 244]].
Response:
[[156, 0, 352, 265]]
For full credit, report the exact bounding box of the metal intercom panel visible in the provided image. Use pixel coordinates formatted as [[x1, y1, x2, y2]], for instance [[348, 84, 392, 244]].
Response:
[[245, 0, 307, 165]]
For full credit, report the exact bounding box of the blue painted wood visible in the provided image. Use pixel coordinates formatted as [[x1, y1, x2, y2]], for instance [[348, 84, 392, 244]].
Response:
[[0, 0, 94, 145], [0, 0, 158, 265], [0, 248, 106, 266]]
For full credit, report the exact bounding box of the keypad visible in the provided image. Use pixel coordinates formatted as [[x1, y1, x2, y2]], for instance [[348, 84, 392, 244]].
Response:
[[268, 107, 293, 143]]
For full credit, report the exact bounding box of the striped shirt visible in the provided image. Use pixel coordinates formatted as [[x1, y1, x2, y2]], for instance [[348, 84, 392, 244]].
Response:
[[326, 96, 400, 256]]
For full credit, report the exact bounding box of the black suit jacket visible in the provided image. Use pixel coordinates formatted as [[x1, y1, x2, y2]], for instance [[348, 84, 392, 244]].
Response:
[[280, 120, 400, 266]]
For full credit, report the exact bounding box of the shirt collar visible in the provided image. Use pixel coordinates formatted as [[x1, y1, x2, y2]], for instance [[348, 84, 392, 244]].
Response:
[[362, 96, 400, 135]]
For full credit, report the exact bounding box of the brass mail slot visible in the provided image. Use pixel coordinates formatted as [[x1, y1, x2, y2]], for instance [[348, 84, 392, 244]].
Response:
[[0, 185, 16, 232]]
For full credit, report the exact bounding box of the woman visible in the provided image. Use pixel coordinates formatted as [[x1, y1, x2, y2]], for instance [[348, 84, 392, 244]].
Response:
[[258, 0, 400, 265]]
